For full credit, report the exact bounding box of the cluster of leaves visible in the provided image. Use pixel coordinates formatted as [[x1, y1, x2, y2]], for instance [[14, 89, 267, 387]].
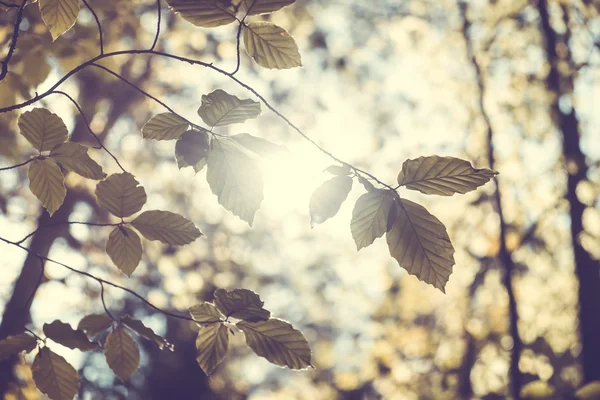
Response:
[[0, 289, 309, 400]]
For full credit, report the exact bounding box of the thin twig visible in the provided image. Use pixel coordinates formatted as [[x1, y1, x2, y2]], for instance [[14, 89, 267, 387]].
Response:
[[81, 0, 104, 55], [150, 0, 161, 51], [0, 0, 27, 82], [231, 0, 256, 75], [99, 282, 117, 321], [0, 1, 20, 9], [50, 90, 128, 172], [16, 221, 121, 245], [0, 157, 36, 171], [24, 328, 43, 342]]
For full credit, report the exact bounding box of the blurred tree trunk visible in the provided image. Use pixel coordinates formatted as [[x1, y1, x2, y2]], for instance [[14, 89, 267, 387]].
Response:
[[538, 0, 600, 383]]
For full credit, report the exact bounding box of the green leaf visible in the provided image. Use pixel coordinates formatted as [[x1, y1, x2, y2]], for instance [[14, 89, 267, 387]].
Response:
[[104, 325, 140, 381], [95, 173, 147, 218], [0, 333, 37, 360], [175, 129, 210, 172], [121, 316, 172, 351], [39, 0, 80, 40], [31, 347, 80, 400], [141, 113, 189, 141], [195, 322, 228, 375], [386, 198, 455, 293], [309, 175, 353, 226], [166, 0, 237, 28], [229, 133, 285, 157], [397, 155, 498, 196], [77, 314, 113, 337], [207, 137, 264, 226], [43, 320, 97, 351], [131, 210, 202, 246], [240, 0, 295, 15], [18, 108, 68, 151], [324, 164, 351, 176], [28, 158, 66, 217], [198, 90, 261, 127], [243, 21, 302, 69], [237, 318, 311, 370], [576, 381, 600, 399], [189, 303, 224, 325], [49, 142, 106, 180], [106, 227, 143, 277], [351, 190, 396, 251], [213, 288, 270, 322]]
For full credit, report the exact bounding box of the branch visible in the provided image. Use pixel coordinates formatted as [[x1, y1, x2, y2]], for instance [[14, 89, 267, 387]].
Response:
[[0, 235, 195, 322], [0, 1, 19, 9], [0, 157, 35, 171], [0, 0, 27, 82], [50, 90, 127, 173], [81, 0, 104, 55], [16, 221, 120, 245], [150, 0, 161, 51]]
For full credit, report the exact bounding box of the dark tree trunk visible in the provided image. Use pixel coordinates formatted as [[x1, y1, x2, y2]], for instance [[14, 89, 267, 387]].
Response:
[[538, 0, 600, 383]]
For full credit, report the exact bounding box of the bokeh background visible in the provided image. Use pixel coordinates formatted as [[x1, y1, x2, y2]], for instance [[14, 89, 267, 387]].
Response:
[[1, 0, 599, 398]]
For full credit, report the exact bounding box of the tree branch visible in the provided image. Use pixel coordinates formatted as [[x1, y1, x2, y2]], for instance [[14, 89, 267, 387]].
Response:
[[81, 0, 104, 55], [16, 221, 121, 245], [0, 157, 35, 171], [0, 0, 27, 82], [150, 0, 161, 51]]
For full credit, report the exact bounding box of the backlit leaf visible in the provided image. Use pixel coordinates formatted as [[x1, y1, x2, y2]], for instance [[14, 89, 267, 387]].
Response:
[[207, 137, 263, 226], [175, 129, 210, 171], [106, 227, 142, 277], [324, 164, 351, 176], [131, 210, 202, 246], [50, 142, 106, 180], [198, 90, 261, 127], [230, 133, 285, 157], [386, 198, 455, 292], [43, 320, 97, 351], [141, 113, 189, 141], [243, 21, 302, 69], [213, 288, 270, 322], [576, 381, 600, 399], [20, 50, 51, 87], [166, 0, 236, 28], [351, 190, 396, 251], [237, 318, 311, 370], [0, 333, 37, 360], [31, 347, 79, 400], [28, 158, 66, 217], [39, 0, 80, 40], [95, 173, 147, 218], [77, 314, 113, 337], [18, 108, 68, 151], [104, 325, 140, 381], [520, 380, 555, 399], [189, 303, 224, 325], [309, 175, 353, 226], [397, 155, 498, 196], [121, 316, 172, 351], [240, 0, 295, 15], [195, 322, 228, 375]]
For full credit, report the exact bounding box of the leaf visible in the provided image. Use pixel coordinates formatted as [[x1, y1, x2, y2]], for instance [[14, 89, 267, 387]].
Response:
[[77, 314, 113, 337], [39, 0, 80, 40], [230, 133, 285, 157], [576, 381, 600, 399], [31, 347, 79, 400], [166, 0, 237, 28], [351, 190, 396, 251], [104, 325, 140, 381], [131, 210, 202, 246], [28, 158, 66, 217], [397, 155, 498, 196], [237, 318, 311, 370], [0, 333, 37, 360], [240, 0, 295, 15], [189, 303, 224, 325], [213, 288, 270, 322], [43, 320, 97, 351], [121, 316, 172, 351], [386, 198, 455, 292], [175, 129, 210, 171], [197, 90, 261, 127], [20, 50, 51, 88], [141, 113, 189, 141], [50, 142, 106, 180], [18, 108, 68, 151], [309, 175, 353, 226], [95, 173, 147, 218], [243, 21, 302, 69], [324, 164, 351, 176], [358, 175, 376, 192], [195, 322, 228, 375], [106, 227, 143, 276], [207, 137, 264, 226], [520, 380, 555, 399]]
